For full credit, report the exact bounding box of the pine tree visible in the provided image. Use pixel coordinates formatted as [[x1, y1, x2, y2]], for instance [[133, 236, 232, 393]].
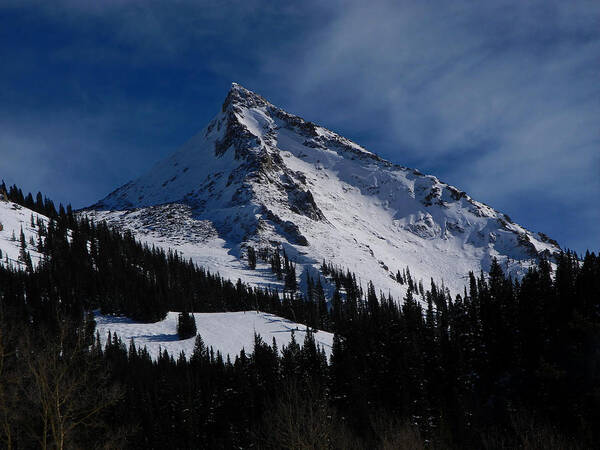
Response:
[[314, 278, 328, 329], [396, 269, 404, 284], [177, 312, 197, 340], [24, 251, 33, 272], [35, 191, 44, 211], [247, 246, 257, 269], [271, 248, 283, 280], [18, 227, 28, 263], [191, 334, 208, 367], [285, 262, 297, 292], [367, 281, 378, 315]]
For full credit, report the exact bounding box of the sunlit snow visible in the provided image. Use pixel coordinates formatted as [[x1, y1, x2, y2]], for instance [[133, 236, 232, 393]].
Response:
[[95, 310, 334, 361]]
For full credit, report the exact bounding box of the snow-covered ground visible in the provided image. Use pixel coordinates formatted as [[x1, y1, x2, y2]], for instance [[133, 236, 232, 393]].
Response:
[[87, 205, 289, 294], [0, 200, 46, 269], [0, 199, 334, 363], [94, 310, 334, 361]]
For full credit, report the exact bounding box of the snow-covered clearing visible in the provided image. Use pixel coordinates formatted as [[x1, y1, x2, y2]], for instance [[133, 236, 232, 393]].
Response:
[[94, 310, 334, 361]]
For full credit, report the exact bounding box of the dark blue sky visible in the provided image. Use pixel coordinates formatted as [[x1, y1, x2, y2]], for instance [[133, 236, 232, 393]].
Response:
[[1, 0, 598, 253]]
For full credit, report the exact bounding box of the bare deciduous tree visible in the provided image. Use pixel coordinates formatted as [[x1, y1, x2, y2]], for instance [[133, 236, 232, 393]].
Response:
[[1, 317, 123, 449]]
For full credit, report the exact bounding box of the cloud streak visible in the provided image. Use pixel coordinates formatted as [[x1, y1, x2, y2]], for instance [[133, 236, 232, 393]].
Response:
[[257, 0, 600, 252], [0, 0, 598, 252]]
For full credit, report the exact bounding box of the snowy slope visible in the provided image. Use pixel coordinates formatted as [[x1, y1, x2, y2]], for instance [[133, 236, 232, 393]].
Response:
[[95, 310, 334, 361], [0, 199, 47, 269], [0, 198, 331, 361], [85, 83, 561, 298]]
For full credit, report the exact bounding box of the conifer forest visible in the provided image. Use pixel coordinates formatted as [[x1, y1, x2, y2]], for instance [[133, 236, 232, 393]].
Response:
[[0, 185, 598, 449]]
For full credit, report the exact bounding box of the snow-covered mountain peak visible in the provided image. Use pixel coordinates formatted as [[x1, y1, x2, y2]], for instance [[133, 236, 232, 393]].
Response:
[[85, 83, 561, 298], [211, 82, 377, 163], [224, 82, 270, 112]]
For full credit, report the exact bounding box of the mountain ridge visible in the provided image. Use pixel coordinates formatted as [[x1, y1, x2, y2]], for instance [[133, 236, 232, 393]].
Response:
[[85, 83, 561, 298]]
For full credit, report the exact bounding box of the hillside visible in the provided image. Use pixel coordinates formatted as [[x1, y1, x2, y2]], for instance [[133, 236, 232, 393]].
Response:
[[0, 198, 47, 270], [86, 83, 561, 297]]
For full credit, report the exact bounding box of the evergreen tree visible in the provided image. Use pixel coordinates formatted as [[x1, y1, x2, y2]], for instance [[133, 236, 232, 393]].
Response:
[[271, 248, 283, 280], [18, 227, 28, 263], [177, 312, 197, 339], [247, 246, 257, 269], [284, 261, 297, 292]]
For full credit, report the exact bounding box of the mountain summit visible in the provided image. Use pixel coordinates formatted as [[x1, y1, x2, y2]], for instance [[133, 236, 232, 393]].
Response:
[[87, 83, 560, 297]]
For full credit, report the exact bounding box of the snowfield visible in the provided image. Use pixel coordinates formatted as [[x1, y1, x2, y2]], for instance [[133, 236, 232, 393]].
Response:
[[0, 200, 47, 270], [94, 310, 334, 361]]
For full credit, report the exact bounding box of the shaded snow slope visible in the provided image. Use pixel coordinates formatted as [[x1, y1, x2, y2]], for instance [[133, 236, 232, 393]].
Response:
[[95, 310, 334, 361], [0, 200, 47, 269], [85, 83, 561, 298]]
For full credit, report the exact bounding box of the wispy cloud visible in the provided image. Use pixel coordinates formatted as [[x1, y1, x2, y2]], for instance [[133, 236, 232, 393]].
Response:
[[0, 0, 598, 251], [256, 0, 600, 251]]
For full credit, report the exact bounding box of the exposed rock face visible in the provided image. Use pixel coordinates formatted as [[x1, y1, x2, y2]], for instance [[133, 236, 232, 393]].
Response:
[[85, 83, 561, 298]]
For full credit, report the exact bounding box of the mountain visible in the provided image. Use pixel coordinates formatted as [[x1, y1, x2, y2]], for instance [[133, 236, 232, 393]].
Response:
[[85, 83, 560, 298]]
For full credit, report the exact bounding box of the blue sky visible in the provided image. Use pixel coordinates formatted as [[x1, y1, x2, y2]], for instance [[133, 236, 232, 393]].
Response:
[[0, 0, 598, 253]]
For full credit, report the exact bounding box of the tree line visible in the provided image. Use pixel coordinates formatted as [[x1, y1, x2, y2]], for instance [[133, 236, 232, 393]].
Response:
[[0, 183, 598, 448]]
